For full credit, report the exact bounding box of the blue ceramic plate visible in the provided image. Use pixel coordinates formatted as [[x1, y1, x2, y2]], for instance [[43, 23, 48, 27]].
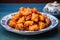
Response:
[[0, 12, 58, 35]]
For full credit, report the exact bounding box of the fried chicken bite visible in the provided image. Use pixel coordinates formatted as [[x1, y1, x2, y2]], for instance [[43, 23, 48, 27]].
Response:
[[32, 8, 37, 13], [19, 7, 25, 11], [8, 7, 50, 31], [20, 11, 31, 16], [29, 24, 39, 31], [24, 21, 34, 27], [17, 16, 25, 24], [26, 7, 32, 12], [37, 12, 42, 15], [45, 17, 50, 27], [39, 22, 46, 30], [19, 7, 32, 16], [26, 7, 32, 14], [11, 13, 20, 21], [25, 15, 31, 21], [39, 15, 45, 22], [15, 23, 24, 30], [8, 20, 16, 28], [31, 13, 38, 22]]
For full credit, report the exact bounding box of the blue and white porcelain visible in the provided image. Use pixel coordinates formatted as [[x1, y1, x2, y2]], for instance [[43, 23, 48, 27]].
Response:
[[0, 12, 58, 35], [43, 1, 60, 18]]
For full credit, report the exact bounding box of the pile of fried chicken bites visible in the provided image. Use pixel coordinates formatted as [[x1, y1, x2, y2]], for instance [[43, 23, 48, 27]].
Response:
[[8, 7, 50, 31]]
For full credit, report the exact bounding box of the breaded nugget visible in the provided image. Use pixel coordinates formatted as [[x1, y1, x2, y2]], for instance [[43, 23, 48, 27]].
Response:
[[17, 16, 25, 24], [11, 13, 20, 21], [45, 17, 50, 27], [39, 15, 45, 22], [19, 7, 25, 11], [8, 7, 50, 31], [29, 25, 39, 31], [26, 7, 32, 11], [24, 21, 34, 27], [8, 20, 16, 28], [26, 7, 32, 14], [32, 8, 37, 13], [31, 13, 38, 22], [20, 11, 31, 16], [37, 12, 42, 15], [15, 23, 24, 30], [25, 15, 31, 20], [19, 7, 32, 16], [17, 12, 22, 16], [39, 22, 46, 30]]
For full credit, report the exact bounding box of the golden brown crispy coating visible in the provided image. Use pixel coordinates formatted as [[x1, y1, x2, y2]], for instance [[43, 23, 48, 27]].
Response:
[[24, 21, 34, 27], [11, 13, 20, 21], [26, 8, 32, 15], [25, 15, 31, 21], [19, 7, 32, 16], [39, 22, 46, 30], [8, 7, 50, 31], [39, 15, 45, 22], [32, 8, 37, 13], [8, 20, 16, 28], [29, 24, 39, 31], [45, 17, 50, 27], [26, 7, 32, 12], [20, 11, 31, 16], [19, 7, 25, 11], [37, 12, 42, 15], [31, 13, 38, 22], [15, 23, 24, 30], [17, 16, 25, 24]]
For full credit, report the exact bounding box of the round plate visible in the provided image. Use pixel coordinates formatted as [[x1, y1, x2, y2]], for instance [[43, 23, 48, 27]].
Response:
[[0, 12, 58, 35]]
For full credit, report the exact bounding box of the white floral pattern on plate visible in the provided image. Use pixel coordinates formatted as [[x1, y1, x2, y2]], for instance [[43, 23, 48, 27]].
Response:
[[0, 12, 58, 35]]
